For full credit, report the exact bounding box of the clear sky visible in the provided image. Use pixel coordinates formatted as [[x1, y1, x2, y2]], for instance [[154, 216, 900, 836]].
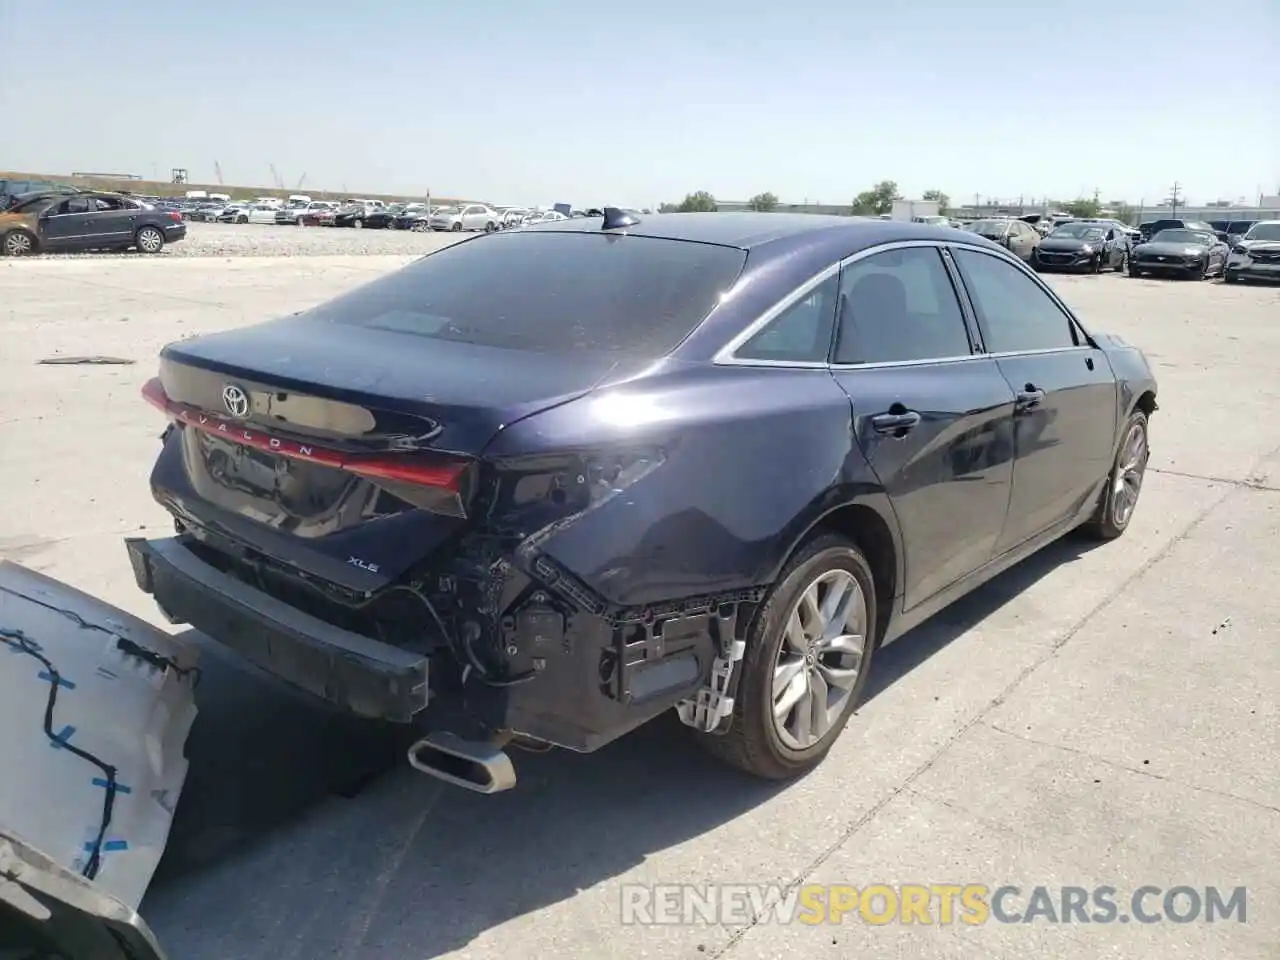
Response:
[[1, 0, 1276, 208]]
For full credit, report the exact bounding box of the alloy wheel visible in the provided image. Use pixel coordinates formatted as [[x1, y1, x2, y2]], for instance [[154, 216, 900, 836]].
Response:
[[771, 569, 868, 750], [137, 228, 163, 253], [1112, 420, 1148, 528], [3, 232, 33, 256]]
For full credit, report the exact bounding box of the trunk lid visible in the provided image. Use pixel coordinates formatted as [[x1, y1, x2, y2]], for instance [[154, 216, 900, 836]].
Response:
[[148, 317, 627, 591]]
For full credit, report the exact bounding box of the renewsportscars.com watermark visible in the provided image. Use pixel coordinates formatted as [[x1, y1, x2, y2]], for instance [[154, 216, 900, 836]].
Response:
[[621, 884, 1248, 926]]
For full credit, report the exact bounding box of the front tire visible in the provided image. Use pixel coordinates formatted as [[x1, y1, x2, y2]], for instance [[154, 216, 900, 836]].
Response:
[[135, 226, 165, 254], [1081, 410, 1149, 541], [1224, 270, 1238, 284], [451, 221, 462, 232], [1, 229, 36, 257], [695, 534, 877, 780]]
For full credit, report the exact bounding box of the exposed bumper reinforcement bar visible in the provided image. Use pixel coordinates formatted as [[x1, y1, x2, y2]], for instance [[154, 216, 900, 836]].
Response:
[[125, 536, 428, 722]]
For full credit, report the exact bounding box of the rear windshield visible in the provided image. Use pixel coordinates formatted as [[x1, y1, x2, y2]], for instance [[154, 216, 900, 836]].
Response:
[[305, 231, 748, 357]]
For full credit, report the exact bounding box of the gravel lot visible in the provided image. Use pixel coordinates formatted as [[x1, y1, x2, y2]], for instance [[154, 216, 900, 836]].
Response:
[[32, 220, 468, 259], [1, 256, 1277, 960]]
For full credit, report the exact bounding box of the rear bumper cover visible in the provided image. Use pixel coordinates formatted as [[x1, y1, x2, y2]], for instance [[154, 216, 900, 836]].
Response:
[[125, 536, 428, 722]]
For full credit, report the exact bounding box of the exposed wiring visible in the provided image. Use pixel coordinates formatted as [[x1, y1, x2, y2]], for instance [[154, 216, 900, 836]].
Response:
[[1, 584, 201, 882], [0, 625, 118, 882], [0, 584, 202, 687], [396, 584, 536, 688]]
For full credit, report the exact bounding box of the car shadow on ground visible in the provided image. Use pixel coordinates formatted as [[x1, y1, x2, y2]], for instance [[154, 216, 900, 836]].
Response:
[[141, 533, 1100, 958]]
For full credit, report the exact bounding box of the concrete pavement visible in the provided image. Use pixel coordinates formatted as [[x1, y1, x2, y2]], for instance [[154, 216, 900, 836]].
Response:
[[0, 256, 1276, 958]]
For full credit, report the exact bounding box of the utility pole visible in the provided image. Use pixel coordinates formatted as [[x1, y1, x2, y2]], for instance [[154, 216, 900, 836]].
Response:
[[1167, 181, 1182, 217]]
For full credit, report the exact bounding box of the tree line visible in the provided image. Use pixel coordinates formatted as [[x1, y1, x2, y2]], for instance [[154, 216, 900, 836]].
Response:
[[658, 182, 950, 215], [657, 184, 1137, 224]]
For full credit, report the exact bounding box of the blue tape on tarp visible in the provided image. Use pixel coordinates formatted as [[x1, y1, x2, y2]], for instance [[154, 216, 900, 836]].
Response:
[[37, 669, 76, 689], [92, 776, 131, 794], [49, 724, 76, 748], [84, 839, 129, 853]]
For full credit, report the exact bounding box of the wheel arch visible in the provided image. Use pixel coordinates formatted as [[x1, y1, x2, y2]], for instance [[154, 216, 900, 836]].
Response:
[[2, 227, 40, 254], [765, 488, 903, 644]]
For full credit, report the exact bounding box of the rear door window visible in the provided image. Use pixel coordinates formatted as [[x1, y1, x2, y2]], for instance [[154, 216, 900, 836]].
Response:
[[834, 246, 972, 364], [309, 232, 748, 358]]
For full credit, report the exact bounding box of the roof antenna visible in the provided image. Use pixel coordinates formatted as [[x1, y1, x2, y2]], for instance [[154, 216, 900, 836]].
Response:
[[601, 206, 639, 230]]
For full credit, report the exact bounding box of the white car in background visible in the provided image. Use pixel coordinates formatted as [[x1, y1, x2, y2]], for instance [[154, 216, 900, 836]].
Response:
[[428, 203, 501, 232], [522, 210, 569, 225], [242, 204, 282, 225]]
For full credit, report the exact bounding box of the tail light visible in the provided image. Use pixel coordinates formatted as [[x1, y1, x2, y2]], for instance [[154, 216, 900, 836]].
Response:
[[167, 211, 182, 223], [141, 377, 469, 494]]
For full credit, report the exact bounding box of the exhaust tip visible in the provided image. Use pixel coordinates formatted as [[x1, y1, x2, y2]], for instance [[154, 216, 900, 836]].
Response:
[[407, 731, 517, 794]]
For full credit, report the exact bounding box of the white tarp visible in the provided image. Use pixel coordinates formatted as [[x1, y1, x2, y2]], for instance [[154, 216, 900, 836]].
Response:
[[0, 561, 198, 909]]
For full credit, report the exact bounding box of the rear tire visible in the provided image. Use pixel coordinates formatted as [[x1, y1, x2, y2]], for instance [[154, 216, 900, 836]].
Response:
[[1128, 264, 1140, 278], [451, 221, 462, 232], [694, 534, 877, 780], [135, 225, 165, 254], [1081, 410, 1149, 541]]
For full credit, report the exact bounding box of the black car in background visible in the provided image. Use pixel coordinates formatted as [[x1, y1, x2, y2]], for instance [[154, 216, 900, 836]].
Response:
[[0, 177, 80, 210], [127, 213, 1157, 792], [1137, 218, 1215, 242], [0, 191, 186, 256], [1033, 221, 1128, 272], [1209, 219, 1257, 245], [1224, 220, 1280, 284], [331, 203, 381, 228], [1129, 227, 1228, 279], [964, 217, 1040, 262]]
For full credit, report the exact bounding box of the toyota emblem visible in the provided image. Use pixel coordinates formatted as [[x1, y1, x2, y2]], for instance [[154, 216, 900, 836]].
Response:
[[221, 383, 251, 419]]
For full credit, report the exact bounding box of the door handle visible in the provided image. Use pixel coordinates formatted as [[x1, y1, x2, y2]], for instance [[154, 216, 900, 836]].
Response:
[[870, 409, 922, 436], [1015, 384, 1045, 413]]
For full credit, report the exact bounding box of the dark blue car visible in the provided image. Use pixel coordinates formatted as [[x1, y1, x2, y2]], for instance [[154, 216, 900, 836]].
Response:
[[126, 212, 1157, 791]]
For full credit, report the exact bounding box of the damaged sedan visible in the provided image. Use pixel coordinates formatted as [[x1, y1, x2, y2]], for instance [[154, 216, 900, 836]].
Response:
[[126, 211, 1157, 792]]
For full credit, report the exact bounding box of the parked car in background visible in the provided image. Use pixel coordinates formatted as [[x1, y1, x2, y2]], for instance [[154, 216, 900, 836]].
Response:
[[1137, 218, 1215, 242], [501, 207, 530, 229], [235, 204, 282, 225], [365, 203, 425, 229], [216, 204, 251, 223], [332, 203, 387, 228], [0, 177, 79, 210], [1223, 220, 1280, 284], [0, 191, 185, 256], [1129, 228, 1228, 279], [521, 210, 569, 226], [1209, 220, 1258, 245], [965, 217, 1040, 262], [128, 213, 1156, 792], [388, 203, 430, 230], [429, 203, 501, 232], [1033, 221, 1128, 272], [189, 203, 227, 222], [275, 200, 337, 226]]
